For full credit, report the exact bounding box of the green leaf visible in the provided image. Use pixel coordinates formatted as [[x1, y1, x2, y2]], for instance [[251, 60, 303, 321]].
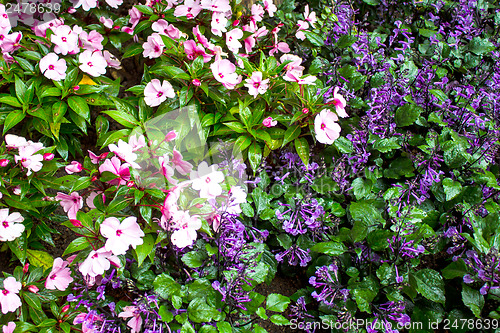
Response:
[[103, 110, 138, 128], [123, 44, 144, 58], [442, 259, 468, 279], [248, 142, 262, 171], [413, 269, 445, 304], [153, 273, 181, 300], [223, 122, 246, 133], [442, 178, 462, 201], [266, 293, 290, 312], [282, 124, 301, 147], [0, 95, 22, 107], [107, 197, 133, 214], [269, 314, 290, 325], [351, 177, 372, 200], [303, 31, 324, 46], [349, 200, 384, 226], [52, 101, 67, 123], [334, 136, 353, 153], [468, 37, 495, 55], [181, 251, 207, 268], [22, 292, 42, 311], [462, 284, 484, 318], [63, 237, 90, 256], [310, 241, 346, 256], [373, 137, 401, 153], [395, 103, 422, 127], [187, 299, 219, 323], [15, 76, 27, 104], [68, 96, 90, 121], [135, 234, 155, 266], [294, 137, 309, 167], [152, 65, 191, 80], [26, 249, 54, 270], [134, 4, 154, 15], [234, 135, 252, 155], [3, 110, 26, 134]]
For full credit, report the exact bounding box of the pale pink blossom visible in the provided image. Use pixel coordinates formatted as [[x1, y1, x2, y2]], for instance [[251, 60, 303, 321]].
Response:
[[170, 210, 202, 248], [193, 25, 210, 48], [330, 87, 348, 118], [165, 130, 177, 142], [144, 79, 175, 107], [0, 32, 22, 53], [12, 186, 21, 196], [225, 28, 243, 53], [80, 30, 104, 51], [314, 109, 341, 144], [118, 306, 143, 333], [40, 52, 67, 81], [172, 149, 193, 175], [2, 322, 15, 333], [210, 59, 241, 89], [45, 257, 73, 291], [251, 4, 264, 22], [51, 25, 79, 55], [190, 161, 225, 198], [103, 50, 121, 69], [99, 17, 114, 29], [79, 247, 120, 277], [129, 135, 146, 151], [65, 161, 83, 174], [5, 134, 28, 148], [100, 217, 144, 256], [284, 70, 317, 85], [152, 19, 181, 39], [159, 154, 177, 185], [129, 7, 142, 28], [160, 187, 181, 228], [174, 0, 202, 19], [88, 150, 108, 164], [0, 277, 22, 314], [183, 40, 212, 62], [108, 140, 141, 169], [33, 18, 64, 37], [280, 54, 303, 74], [262, 117, 277, 127], [263, 0, 277, 17], [15, 145, 44, 176], [79, 50, 107, 77], [295, 20, 308, 40], [99, 157, 130, 186], [200, 0, 231, 12], [304, 5, 317, 25], [0, 208, 24, 242], [142, 33, 165, 59], [269, 27, 290, 56], [73, 312, 102, 332], [86, 191, 105, 209], [165, 0, 179, 9], [105, 0, 123, 8], [244, 71, 269, 97], [56, 192, 83, 220], [74, 0, 98, 11], [211, 12, 228, 36], [226, 186, 247, 215]]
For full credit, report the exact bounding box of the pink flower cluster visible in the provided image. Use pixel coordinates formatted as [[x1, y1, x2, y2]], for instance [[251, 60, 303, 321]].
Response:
[[6, 134, 45, 176], [314, 87, 348, 144]]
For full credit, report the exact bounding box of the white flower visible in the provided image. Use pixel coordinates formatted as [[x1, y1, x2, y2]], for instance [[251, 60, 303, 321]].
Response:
[[190, 162, 225, 198], [0, 209, 24, 242]]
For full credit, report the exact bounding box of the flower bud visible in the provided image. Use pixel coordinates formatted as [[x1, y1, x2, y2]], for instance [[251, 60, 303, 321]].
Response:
[[61, 305, 70, 313], [70, 219, 82, 227], [302, 108, 309, 114], [0, 159, 9, 167], [195, 204, 203, 208], [165, 130, 177, 142], [91, 176, 98, 182], [232, 19, 240, 27], [65, 161, 83, 174], [73, 85, 80, 91], [43, 153, 54, 161], [68, 7, 76, 13], [126, 181, 134, 187], [192, 79, 201, 87], [23, 263, 29, 274], [28, 285, 39, 293]]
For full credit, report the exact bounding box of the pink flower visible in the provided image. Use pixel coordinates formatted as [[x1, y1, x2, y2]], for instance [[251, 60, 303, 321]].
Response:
[[99, 157, 130, 186], [40, 53, 67, 81], [295, 20, 308, 40], [159, 154, 178, 185], [56, 192, 83, 220], [269, 27, 290, 56], [226, 186, 247, 214], [2, 322, 15, 333], [262, 117, 277, 127], [15, 145, 44, 176], [244, 71, 269, 97], [183, 40, 212, 62], [144, 79, 175, 107], [45, 258, 73, 291], [65, 161, 83, 174], [193, 25, 210, 48], [79, 30, 104, 51], [142, 33, 165, 59], [251, 4, 264, 22], [5, 134, 28, 148], [172, 149, 193, 175], [304, 5, 317, 25], [79, 50, 107, 77], [79, 247, 120, 277], [86, 191, 104, 209], [129, 135, 146, 151], [190, 161, 225, 198], [0, 277, 22, 314], [50, 25, 79, 55], [88, 150, 108, 164], [210, 59, 241, 89], [152, 19, 181, 39], [43, 153, 54, 161], [103, 51, 121, 69], [118, 306, 143, 333], [0, 159, 8, 167], [0, 32, 22, 53], [314, 109, 341, 144], [105, 0, 123, 8], [170, 210, 202, 248], [74, 0, 98, 11], [108, 140, 141, 169], [210, 12, 228, 36], [100, 217, 144, 256], [129, 7, 142, 28], [226, 28, 243, 53], [174, 0, 202, 19], [0, 208, 24, 242], [263, 0, 277, 17], [330, 87, 348, 118], [165, 130, 177, 142], [99, 17, 114, 29], [200, 0, 231, 12], [33, 18, 64, 37]]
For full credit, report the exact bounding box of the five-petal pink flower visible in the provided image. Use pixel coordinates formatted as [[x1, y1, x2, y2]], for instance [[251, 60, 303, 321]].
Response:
[[45, 257, 74, 291], [100, 217, 145, 256], [314, 109, 341, 144], [0, 208, 24, 242], [56, 192, 83, 220], [144, 79, 176, 107], [0, 277, 22, 314], [40, 53, 67, 81]]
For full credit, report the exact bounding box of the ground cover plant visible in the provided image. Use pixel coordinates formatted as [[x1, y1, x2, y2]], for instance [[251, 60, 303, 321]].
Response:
[[0, 0, 499, 332]]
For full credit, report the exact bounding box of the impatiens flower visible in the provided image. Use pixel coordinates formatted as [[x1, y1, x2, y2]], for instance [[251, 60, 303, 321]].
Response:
[[211, 12, 228, 36], [0, 208, 24, 242], [144, 79, 175, 107], [174, 0, 202, 19], [0, 32, 22, 53], [330, 87, 348, 118], [103, 50, 122, 69], [108, 140, 141, 169], [56, 192, 83, 220], [263, 0, 277, 17], [100, 217, 144, 256], [251, 4, 264, 22], [314, 109, 341, 144], [170, 210, 202, 248], [5, 134, 28, 148], [128, 135, 146, 151], [172, 149, 193, 175], [142, 33, 165, 59], [79, 247, 120, 277], [152, 19, 181, 39], [165, 130, 177, 142], [73, 0, 98, 11], [99, 157, 130, 185], [86, 191, 104, 209], [79, 50, 107, 77], [295, 20, 308, 40], [40, 53, 67, 81], [304, 5, 317, 25], [262, 117, 277, 127], [65, 161, 83, 174], [50, 25, 79, 55], [80, 30, 104, 51], [210, 59, 241, 89], [99, 17, 114, 29], [129, 7, 142, 28], [183, 40, 212, 62], [15, 145, 44, 176], [45, 257, 73, 291], [118, 306, 143, 333], [190, 161, 225, 198], [225, 28, 243, 53], [105, 0, 123, 8], [200, 0, 231, 12], [2, 322, 15, 333], [226, 186, 247, 215], [159, 154, 178, 185], [0, 277, 22, 314], [244, 71, 269, 97]]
